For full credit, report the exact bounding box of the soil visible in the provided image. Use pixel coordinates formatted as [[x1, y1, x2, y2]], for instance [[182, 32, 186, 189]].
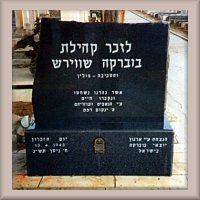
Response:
[[12, 101, 33, 116], [12, 102, 33, 151]]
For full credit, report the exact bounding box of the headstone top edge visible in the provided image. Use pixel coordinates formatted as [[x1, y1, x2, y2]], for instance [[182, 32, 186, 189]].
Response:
[[41, 17, 169, 27]]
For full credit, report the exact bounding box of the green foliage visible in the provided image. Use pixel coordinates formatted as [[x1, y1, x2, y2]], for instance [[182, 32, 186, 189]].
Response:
[[90, 10, 101, 18], [29, 63, 36, 75]]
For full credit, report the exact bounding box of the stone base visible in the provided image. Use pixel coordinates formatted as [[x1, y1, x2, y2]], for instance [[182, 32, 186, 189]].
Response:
[[25, 129, 174, 176]]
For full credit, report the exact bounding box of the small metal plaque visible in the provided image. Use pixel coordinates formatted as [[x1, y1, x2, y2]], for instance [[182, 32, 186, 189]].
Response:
[[94, 138, 105, 154]]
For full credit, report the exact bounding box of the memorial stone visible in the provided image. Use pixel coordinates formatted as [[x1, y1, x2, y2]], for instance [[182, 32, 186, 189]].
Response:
[[25, 18, 174, 176]]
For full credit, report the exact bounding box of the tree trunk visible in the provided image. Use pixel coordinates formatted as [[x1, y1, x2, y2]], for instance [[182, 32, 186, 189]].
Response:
[[101, 10, 125, 23]]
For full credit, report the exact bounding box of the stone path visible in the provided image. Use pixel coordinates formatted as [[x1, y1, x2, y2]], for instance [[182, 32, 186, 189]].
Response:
[[12, 144, 187, 189]]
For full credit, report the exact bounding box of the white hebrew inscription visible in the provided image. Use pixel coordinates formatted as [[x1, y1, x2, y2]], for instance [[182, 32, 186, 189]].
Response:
[[53, 40, 143, 71], [102, 58, 142, 71], [52, 59, 93, 69], [60, 41, 98, 56], [52, 59, 62, 69], [105, 40, 132, 53]]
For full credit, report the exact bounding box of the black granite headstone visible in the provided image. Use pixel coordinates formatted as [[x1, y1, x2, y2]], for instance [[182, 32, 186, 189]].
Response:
[[25, 18, 174, 176]]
